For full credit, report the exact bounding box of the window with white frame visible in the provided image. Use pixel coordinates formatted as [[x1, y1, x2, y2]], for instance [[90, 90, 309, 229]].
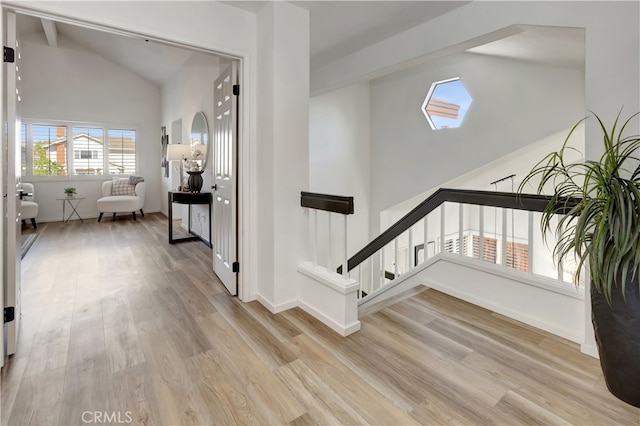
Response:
[[21, 120, 137, 178], [31, 124, 68, 176], [421, 77, 473, 130], [108, 129, 136, 175], [73, 127, 104, 175]]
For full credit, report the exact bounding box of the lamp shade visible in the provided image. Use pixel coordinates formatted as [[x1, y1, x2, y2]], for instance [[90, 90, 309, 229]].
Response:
[[166, 143, 191, 161]]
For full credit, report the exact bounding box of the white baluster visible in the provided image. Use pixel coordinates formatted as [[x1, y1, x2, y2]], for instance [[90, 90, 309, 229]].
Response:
[[502, 208, 508, 267], [479, 206, 485, 262], [394, 238, 399, 278], [424, 215, 429, 261], [528, 211, 534, 274], [408, 227, 414, 270], [370, 256, 374, 295], [327, 212, 332, 271], [440, 204, 445, 254], [312, 209, 318, 266], [459, 203, 464, 256], [343, 214, 348, 278]]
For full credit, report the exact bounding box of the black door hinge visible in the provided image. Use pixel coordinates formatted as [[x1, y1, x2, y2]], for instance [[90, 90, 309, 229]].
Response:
[[232, 262, 240, 273], [232, 84, 240, 96], [4, 46, 15, 63], [4, 307, 15, 323]]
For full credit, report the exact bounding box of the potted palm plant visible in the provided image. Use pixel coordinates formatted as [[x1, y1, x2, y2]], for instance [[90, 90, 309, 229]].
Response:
[[64, 187, 76, 197], [519, 111, 640, 407]]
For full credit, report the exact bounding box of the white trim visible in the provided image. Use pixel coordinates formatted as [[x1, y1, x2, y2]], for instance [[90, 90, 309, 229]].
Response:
[[298, 261, 360, 294], [360, 251, 584, 307], [439, 253, 584, 300], [255, 294, 297, 314], [581, 342, 599, 359], [298, 300, 361, 336], [422, 268, 583, 343]]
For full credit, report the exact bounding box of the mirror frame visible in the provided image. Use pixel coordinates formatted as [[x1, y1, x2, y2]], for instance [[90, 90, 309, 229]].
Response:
[[190, 111, 209, 171]]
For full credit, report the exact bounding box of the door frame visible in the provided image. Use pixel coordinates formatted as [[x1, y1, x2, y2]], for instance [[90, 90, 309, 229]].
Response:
[[0, 10, 5, 367], [1, 5, 254, 302]]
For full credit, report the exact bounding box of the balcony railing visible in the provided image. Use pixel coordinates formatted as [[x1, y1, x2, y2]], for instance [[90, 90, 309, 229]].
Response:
[[335, 189, 581, 301]]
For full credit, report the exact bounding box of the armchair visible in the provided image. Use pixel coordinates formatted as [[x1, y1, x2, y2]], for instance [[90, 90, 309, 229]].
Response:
[[20, 182, 38, 228], [97, 177, 145, 222]]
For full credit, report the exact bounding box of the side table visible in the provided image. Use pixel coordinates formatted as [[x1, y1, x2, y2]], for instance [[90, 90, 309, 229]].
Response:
[[57, 197, 85, 224], [168, 190, 212, 248]]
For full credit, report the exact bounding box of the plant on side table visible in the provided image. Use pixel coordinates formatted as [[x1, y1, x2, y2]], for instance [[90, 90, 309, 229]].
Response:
[[519, 110, 640, 407], [64, 187, 77, 197]]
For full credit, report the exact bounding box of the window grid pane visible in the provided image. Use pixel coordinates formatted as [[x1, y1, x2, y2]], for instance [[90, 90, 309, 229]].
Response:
[[108, 129, 136, 175], [72, 127, 104, 175], [32, 124, 67, 176]]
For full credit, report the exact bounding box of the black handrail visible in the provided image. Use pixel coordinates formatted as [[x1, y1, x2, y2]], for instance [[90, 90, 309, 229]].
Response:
[[343, 188, 580, 273], [301, 191, 354, 215]]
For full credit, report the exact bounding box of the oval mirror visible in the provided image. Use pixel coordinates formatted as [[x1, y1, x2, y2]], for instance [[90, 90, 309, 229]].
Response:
[[190, 111, 209, 171]]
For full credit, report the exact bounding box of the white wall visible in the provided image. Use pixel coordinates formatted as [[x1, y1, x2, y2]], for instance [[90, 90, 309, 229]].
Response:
[[309, 81, 371, 258], [257, 2, 310, 311], [161, 51, 220, 240], [20, 32, 161, 221], [369, 53, 584, 233], [310, 0, 638, 353]]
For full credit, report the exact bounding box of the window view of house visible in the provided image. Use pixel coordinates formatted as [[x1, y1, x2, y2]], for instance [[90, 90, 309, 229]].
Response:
[[108, 129, 136, 175], [72, 127, 104, 175], [21, 122, 136, 177], [32, 124, 67, 176]]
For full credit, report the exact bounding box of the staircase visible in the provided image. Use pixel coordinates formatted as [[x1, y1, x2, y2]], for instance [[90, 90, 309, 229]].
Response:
[[299, 188, 586, 342]]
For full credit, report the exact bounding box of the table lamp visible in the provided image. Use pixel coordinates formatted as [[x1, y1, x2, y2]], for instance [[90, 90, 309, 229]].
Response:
[[166, 143, 192, 191]]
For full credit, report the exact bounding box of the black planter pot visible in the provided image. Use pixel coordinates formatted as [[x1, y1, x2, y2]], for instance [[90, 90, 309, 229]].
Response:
[[591, 275, 640, 407], [187, 171, 204, 193]]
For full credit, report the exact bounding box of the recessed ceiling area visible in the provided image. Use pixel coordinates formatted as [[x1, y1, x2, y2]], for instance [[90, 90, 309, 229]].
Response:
[[224, 1, 471, 67], [466, 25, 585, 70]]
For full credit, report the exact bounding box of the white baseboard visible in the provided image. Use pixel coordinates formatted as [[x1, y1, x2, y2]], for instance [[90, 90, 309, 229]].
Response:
[[256, 294, 297, 314], [298, 300, 361, 336], [581, 342, 600, 359], [427, 277, 583, 344]]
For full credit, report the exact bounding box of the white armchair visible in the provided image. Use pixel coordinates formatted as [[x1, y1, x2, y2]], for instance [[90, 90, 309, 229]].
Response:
[[97, 178, 145, 222], [20, 182, 38, 228]]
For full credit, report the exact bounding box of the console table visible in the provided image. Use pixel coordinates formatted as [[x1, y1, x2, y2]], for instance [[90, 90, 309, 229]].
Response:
[[168, 191, 212, 248]]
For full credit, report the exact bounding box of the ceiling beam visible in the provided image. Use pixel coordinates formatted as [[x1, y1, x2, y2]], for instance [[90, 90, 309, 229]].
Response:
[[40, 18, 58, 47]]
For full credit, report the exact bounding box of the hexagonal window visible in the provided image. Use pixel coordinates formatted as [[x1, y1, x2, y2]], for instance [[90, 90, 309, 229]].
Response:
[[421, 77, 473, 130]]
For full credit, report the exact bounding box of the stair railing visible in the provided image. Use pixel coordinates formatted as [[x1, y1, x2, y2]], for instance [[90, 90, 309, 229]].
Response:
[[336, 188, 580, 300], [300, 191, 354, 278]]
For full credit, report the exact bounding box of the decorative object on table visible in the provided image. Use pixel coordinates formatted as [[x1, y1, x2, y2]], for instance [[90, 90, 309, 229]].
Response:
[[166, 143, 192, 191], [161, 126, 169, 178], [190, 111, 209, 171], [187, 170, 204, 193], [64, 187, 76, 197], [519, 110, 640, 408]]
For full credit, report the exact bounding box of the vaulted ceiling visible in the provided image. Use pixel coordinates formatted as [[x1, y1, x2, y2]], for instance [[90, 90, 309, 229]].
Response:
[[16, 1, 583, 88]]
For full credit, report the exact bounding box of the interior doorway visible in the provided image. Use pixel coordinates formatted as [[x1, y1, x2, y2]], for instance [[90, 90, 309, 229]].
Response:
[[4, 7, 246, 346]]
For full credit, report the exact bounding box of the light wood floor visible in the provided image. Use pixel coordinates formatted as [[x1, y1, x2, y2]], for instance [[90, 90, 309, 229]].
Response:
[[2, 214, 639, 425]]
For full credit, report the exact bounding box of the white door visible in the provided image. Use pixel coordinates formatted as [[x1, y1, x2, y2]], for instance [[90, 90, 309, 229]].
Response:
[[212, 62, 238, 295], [4, 11, 22, 357]]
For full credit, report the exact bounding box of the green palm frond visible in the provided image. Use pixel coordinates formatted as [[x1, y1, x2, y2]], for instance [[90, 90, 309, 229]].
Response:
[[518, 110, 640, 305]]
